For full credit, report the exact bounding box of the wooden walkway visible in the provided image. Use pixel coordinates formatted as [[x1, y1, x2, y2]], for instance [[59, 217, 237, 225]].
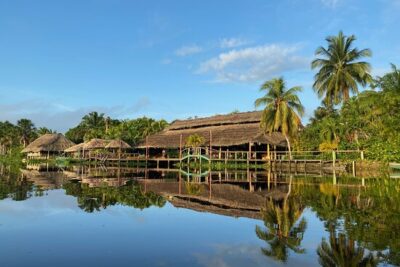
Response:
[[85, 148, 364, 173]]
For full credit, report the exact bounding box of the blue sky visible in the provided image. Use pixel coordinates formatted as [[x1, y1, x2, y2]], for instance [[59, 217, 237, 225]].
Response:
[[0, 0, 399, 132]]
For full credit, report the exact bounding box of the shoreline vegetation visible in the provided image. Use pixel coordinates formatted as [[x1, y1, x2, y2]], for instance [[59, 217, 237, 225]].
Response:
[[1, 31, 399, 164]]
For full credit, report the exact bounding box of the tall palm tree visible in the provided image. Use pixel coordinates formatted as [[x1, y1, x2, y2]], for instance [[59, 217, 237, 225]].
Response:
[[255, 77, 304, 159], [255, 196, 307, 262], [17, 119, 37, 147], [311, 31, 372, 105], [81, 111, 105, 129], [317, 226, 379, 267]]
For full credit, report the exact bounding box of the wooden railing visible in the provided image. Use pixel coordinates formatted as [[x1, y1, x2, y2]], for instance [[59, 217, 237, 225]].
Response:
[[86, 148, 365, 162]]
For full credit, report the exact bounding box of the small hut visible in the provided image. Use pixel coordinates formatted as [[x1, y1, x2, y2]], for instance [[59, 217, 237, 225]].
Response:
[[83, 138, 110, 150], [21, 133, 75, 160], [105, 139, 132, 159], [64, 143, 86, 158], [83, 138, 111, 159]]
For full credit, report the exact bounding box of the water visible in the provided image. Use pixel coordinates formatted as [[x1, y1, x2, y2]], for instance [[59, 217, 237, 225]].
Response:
[[0, 164, 399, 267]]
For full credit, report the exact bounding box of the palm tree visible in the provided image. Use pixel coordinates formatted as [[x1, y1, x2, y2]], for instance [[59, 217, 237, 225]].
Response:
[[17, 119, 37, 147], [81, 111, 105, 129], [255, 196, 307, 262], [311, 31, 372, 105], [373, 63, 400, 92], [37, 127, 55, 135], [255, 77, 304, 159], [319, 118, 341, 145], [317, 226, 379, 267]]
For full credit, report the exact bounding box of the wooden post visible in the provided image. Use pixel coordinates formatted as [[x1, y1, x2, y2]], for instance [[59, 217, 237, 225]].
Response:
[[247, 143, 251, 166], [267, 144, 270, 160], [179, 134, 183, 160], [209, 130, 212, 159], [352, 161, 356, 176], [332, 150, 336, 169], [360, 151, 364, 160], [145, 136, 149, 160], [219, 147, 222, 159], [179, 171, 182, 194]]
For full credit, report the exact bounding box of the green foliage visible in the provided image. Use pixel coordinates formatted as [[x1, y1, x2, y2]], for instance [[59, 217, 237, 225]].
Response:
[[255, 77, 304, 138], [185, 134, 205, 148], [0, 165, 34, 201], [17, 119, 38, 147], [255, 77, 304, 159], [63, 181, 166, 212], [0, 119, 44, 155], [256, 191, 307, 263], [311, 31, 372, 105], [300, 65, 400, 162], [37, 127, 56, 135], [65, 112, 168, 145]]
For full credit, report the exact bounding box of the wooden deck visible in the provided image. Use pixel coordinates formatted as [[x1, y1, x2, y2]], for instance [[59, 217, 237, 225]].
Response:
[[83, 148, 365, 174]]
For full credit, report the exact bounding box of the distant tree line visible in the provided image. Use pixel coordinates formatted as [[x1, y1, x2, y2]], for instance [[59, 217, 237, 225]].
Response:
[[0, 119, 54, 155], [0, 111, 168, 155], [65, 111, 168, 145]]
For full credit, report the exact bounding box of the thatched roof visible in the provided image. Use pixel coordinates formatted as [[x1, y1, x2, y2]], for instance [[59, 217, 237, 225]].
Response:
[[21, 133, 75, 153], [138, 111, 287, 148], [168, 111, 262, 130], [105, 139, 131, 149], [65, 143, 85, 153], [83, 139, 110, 150]]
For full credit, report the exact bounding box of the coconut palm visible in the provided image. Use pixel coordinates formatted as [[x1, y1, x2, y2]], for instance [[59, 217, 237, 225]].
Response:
[[255, 77, 304, 159], [255, 196, 307, 262], [317, 226, 379, 267], [81, 111, 105, 129], [311, 31, 372, 105], [319, 118, 341, 145], [373, 63, 400, 92], [37, 127, 55, 135], [17, 119, 37, 147]]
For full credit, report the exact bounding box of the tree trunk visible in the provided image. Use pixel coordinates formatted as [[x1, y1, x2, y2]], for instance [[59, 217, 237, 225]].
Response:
[[284, 134, 292, 160]]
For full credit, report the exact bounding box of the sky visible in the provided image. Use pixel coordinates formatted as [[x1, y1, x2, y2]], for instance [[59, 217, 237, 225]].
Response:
[[0, 0, 399, 132]]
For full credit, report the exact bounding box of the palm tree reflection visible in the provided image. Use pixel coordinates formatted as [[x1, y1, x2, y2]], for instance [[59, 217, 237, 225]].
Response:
[[256, 176, 307, 262], [317, 225, 379, 267]]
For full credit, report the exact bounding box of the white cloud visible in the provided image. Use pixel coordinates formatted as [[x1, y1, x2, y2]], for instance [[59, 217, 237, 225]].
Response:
[[219, 38, 249, 49], [321, 0, 340, 8], [175, 45, 202, 57], [197, 44, 309, 83]]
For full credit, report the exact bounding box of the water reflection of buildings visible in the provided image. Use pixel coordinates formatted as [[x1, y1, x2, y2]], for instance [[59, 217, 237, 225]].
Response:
[[12, 165, 399, 265], [20, 165, 293, 219], [20, 164, 373, 220]]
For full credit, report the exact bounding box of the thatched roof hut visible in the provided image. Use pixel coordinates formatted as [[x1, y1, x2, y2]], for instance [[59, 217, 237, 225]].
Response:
[[105, 140, 131, 149], [138, 111, 287, 148], [83, 138, 110, 150], [65, 143, 85, 153], [21, 133, 75, 153]]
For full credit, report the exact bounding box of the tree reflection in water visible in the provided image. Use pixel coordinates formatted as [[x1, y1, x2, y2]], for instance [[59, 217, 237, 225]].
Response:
[[64, 180, 166, 213], [317, 225, 379, 267], [256, 176, 307, 262]]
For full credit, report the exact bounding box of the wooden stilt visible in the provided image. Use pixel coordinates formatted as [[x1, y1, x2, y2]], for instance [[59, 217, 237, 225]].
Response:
[[179, 134, 183, 160]]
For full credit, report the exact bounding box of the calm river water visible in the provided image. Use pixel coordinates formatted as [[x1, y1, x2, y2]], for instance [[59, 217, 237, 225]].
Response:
[[0, 164, 399, 267]]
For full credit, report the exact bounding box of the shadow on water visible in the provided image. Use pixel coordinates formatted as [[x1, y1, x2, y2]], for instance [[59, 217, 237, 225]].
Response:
[[1, 162, 400, 266]]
